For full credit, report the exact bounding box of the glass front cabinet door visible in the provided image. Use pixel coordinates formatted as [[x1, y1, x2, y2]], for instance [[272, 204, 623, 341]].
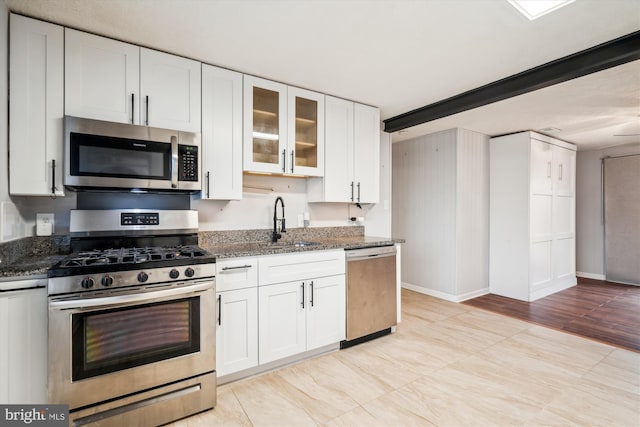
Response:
[[288, 87, 324, 177], [244, 76, 324, 176]]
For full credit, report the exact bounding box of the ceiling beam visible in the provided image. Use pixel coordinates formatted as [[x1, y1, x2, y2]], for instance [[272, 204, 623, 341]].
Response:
[[383, 30, 640, 133]]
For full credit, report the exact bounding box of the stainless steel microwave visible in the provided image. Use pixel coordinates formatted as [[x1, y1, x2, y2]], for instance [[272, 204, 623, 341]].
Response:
[[64, 116, 201, 192]]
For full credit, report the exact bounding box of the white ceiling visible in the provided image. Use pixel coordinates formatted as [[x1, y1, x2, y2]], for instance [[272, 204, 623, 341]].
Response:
[[6, 0, 640, 150]]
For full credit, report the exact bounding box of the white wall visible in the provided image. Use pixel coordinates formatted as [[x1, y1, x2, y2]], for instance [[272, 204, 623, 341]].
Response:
[[576, 142, 640, 279], [392, 128, 489, 301]]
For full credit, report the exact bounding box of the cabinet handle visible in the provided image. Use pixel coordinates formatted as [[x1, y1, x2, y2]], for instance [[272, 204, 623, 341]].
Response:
[[282, 149, 286, 173], [547, 161, 552, 178], [206, 171, 210, 199], [357, 182, 361, 202], [131, 93, 135, 124], [217, 294, 222, 326], [310, 281, 314, 307], [220, 264, 253, 271], [290, 150, 294, 174], [301, 283, 305, 309], [559, 164, 563, 181], [51, 159, 57, 196], [145, 95, 149, 126], [350, 182, 354, 202]]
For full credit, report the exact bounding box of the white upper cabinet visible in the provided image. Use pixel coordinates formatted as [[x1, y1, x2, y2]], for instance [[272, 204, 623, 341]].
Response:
[[244, 76, 325, 176], [244, 76, 288, 174], [65, 30, 201, 132], [65, 29, 140, 125], [140, 48, 201, 132], [353, 103, 380, 203], [200, 64, 243, 200], [9, 14, 64, 196], [308, 97, 380, 203], [530, 139, 553, 196], [553, 144, 576, 197], [287, 87, 324, 177], [318, 96, 354, 202]]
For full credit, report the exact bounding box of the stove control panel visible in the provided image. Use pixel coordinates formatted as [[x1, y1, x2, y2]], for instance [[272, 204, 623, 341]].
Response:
[[121, 213, 160, 226], [48, 263, 217, 295]]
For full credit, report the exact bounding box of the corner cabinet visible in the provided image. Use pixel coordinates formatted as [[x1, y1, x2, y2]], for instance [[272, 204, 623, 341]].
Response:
[[490, 131, 576, 302], [65, 29, 201, 132], [243, 76, 324, 176], [9, 14, 64, 196], [0, 283, 47, 403], [307, 97, 380, 203], [200, 65, 243, 200]]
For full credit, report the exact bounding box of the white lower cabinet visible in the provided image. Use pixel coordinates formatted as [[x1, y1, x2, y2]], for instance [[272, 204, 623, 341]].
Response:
[[258, 275, 345, 365], [0, 284, 47, 403], [216, 251, 346, 377], [216, 287, 258, 377]]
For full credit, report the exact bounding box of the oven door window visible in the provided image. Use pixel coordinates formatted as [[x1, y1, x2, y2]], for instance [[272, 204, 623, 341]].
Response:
[[69, 132, 171, 180], [72, 297, 200, 381]]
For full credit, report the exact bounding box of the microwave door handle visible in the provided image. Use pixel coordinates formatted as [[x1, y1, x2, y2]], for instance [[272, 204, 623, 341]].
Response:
[[171, 135, 178, 189]]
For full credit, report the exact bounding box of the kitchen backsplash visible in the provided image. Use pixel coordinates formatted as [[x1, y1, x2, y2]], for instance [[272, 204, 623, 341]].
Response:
[[0, 234, 70, 265]]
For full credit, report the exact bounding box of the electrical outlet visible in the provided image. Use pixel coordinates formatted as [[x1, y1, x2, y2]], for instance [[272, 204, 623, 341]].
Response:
[[36, 213, 55, 236]]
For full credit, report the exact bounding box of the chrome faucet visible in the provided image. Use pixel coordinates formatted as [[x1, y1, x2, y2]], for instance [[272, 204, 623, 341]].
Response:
[[272, 196, 286, 242]]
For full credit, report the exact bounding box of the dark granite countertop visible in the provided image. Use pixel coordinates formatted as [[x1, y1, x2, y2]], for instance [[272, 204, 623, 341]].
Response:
[[0, 254, 68, 281], [201, 235, 402, 259], [0, 228, 403, 280]]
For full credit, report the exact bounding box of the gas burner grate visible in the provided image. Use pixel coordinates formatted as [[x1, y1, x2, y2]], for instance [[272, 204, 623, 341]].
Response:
[[57, 245, 208, 268]]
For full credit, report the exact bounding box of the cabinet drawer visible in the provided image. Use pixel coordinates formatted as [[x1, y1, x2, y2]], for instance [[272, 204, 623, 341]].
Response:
[[216, 258, 258, 292], [258, 250, 345, 286]]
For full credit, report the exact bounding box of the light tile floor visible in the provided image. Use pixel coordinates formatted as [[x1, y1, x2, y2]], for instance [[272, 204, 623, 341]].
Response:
[[169, 289, 640, 426]]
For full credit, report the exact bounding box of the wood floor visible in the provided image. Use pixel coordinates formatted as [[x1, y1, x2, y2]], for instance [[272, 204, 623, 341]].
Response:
[[463, 277, 640, 352], [168, 289, 639, 426]]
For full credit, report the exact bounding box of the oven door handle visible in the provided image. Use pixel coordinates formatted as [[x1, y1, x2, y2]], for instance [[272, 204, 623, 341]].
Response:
[[49, 281, 213, 311]]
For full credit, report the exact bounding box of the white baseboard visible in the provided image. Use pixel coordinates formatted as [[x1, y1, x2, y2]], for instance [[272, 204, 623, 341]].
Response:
[[401, 282, 489, 303], [576, 271, 606, 280]]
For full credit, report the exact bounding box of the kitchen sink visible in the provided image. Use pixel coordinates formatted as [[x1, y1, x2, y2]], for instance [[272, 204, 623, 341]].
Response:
[[267, 241, 321, 249]]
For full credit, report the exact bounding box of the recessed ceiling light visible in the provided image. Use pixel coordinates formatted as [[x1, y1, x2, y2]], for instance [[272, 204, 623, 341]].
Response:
[[508, 0, 576, 20], [397, 130, 410, 134]]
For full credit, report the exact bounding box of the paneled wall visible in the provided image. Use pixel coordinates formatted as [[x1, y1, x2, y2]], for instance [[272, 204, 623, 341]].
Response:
[[392, 128, 489, 301]]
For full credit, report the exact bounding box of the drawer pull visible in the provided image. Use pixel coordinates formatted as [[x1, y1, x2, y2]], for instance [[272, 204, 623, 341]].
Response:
[[220, 264, 253, 271]]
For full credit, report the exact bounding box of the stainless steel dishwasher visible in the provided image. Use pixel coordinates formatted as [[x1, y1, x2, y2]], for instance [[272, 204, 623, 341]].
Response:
[[342, 245, 397, 348]]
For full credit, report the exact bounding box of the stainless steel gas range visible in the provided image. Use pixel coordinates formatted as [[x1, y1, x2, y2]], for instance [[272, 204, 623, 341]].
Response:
[[47, 209, 216, 427]]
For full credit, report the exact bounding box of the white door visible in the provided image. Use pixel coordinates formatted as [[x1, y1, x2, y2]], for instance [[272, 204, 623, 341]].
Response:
[[258, 281, 306, 364], [201, 65, 243, 200], [288, 87, 324, 176], [9, 14, 64, 196], [65, 28, 140, 125], [353, 103, 380, 203], [323, 96, 355, 202], [140, 48, 201, 132], [553, 145, 576, 197], [216, 288, 258, 377], [530, 139, 553, 196], [243, 76, 288, 173], [306, 276, 346, 350]]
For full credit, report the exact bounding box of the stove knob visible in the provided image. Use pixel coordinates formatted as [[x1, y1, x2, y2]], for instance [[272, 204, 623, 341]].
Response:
[[101, 275, 114, 287], [137, 272, 149, 283], [184, 267, 195, 278], [169, 269, 180, 279], [81, 277, 94, 289]]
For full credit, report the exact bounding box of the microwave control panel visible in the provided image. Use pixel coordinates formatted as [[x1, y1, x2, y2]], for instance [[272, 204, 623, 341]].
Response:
[[178, 145, 199, 182]]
